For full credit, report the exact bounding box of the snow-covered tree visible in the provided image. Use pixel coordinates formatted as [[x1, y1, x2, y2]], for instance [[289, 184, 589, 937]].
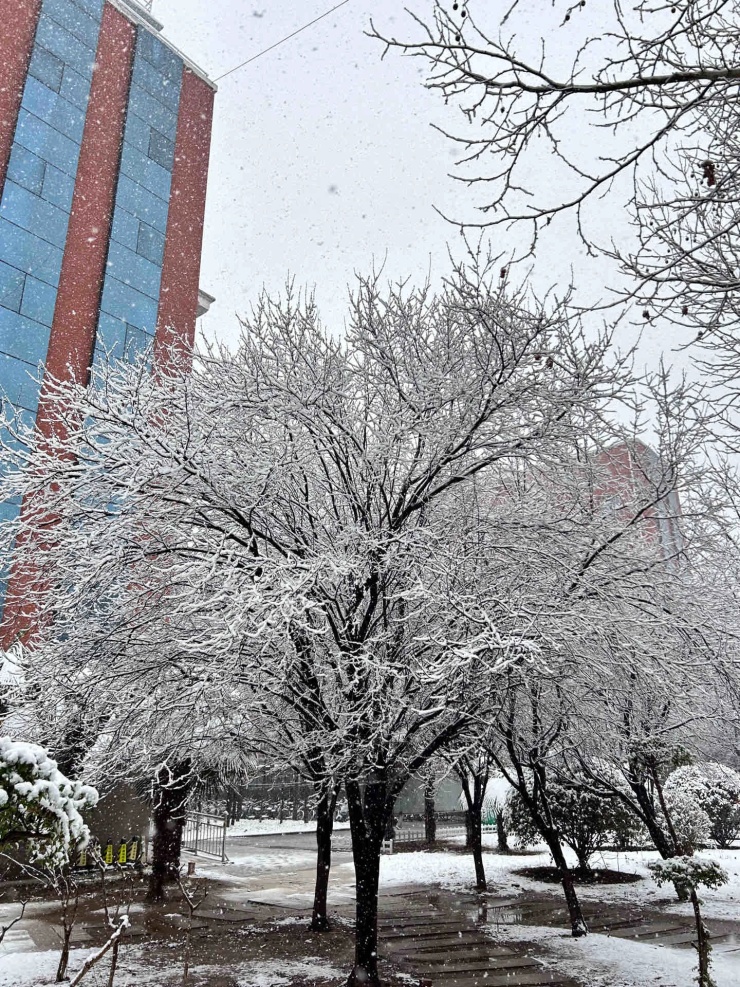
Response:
[[373, 2, 740, 279], [465, 396, 732, 931], [0, 256, 620, 985], [0, 737, 97, 867], [650, 856, 727, 987]]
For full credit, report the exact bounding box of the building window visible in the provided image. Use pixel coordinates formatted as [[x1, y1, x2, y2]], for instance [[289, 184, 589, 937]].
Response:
[[123, 322, 152, 364], [147, 129, 175, 171], [0, 263, 26, 314], [136, 221, 165, 266], [28, 46, 64, 93]]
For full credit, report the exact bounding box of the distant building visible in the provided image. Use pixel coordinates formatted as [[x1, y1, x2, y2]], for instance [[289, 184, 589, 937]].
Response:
[[0, 0, 216, 632], [597, 440, 683, 562]]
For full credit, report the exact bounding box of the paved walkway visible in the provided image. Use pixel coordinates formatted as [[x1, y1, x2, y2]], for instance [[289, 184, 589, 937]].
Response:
[[2, 832, 739, 987], [378, 893, 578, 987]]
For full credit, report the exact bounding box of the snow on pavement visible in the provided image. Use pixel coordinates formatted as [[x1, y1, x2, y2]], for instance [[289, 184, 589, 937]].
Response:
[[490, 923, 739, 987], [0, 948, 87, 987], [227, 819, 351, 837]]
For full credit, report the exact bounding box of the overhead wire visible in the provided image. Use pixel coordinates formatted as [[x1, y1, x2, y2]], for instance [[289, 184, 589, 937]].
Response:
[[214, 0, 353, 82]]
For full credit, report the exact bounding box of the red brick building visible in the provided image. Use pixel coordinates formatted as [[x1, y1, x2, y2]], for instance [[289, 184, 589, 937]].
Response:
[[0, 0, 215, 640]]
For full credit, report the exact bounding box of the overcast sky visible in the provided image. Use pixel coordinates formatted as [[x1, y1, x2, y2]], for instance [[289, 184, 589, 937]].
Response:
[[151, 0, 674, 368]]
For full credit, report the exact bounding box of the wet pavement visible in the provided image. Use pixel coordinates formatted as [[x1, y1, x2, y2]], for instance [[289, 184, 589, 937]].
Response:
[[374, 887, 740, 986], [2, 833, 740, 986]]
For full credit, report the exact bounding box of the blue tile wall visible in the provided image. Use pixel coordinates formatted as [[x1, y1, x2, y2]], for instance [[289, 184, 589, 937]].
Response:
[[95, 26, 183, 369], [0, 0, 103, 420]]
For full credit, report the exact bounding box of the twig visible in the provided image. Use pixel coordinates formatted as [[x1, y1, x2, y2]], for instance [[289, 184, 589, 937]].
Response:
[[0, 900, 26, 945], [68, 917, 130, 987]]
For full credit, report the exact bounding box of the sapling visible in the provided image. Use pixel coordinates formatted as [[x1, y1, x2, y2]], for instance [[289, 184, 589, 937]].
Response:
[[176, 872, 208, 986], [649, 857, 727, 987]]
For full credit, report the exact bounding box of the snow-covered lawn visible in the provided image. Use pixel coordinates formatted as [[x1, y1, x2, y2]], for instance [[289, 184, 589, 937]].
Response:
[[492, 923, 740, 987], [377, 836, 740, 921], [0, 948, 346, 987], [227, 819, 351, 837], [0, 948, 88, 987]]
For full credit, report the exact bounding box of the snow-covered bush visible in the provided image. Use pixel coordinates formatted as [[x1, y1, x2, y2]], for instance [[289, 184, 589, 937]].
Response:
[[664, 787, 712, 853], [0, 737, 98, 866], [611, 796, 649, 850], [503, 789, 540, 849], [505, 779, 640, 869], [649, 855, 727, 899], [665, 763, 740, 848], [549, 784, 620, 870]]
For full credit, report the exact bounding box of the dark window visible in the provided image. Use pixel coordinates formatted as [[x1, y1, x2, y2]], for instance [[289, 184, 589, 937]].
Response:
[[123, 322, 151, 363], [147, 129, 175, 171], [136, 222, 165, 266], [28, 46, 64, 93]]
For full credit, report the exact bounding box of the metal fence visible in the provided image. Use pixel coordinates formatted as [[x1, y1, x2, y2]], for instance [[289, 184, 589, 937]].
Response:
[[392, 820, 498, 845], [182, 811, 228, 862]]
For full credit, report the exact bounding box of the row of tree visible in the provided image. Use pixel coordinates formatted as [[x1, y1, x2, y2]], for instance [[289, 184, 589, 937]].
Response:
[[1, 250, 739, 984]]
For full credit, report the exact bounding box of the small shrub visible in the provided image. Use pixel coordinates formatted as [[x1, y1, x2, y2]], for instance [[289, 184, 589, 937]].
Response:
[[0, 736, 98, 866], [665, 763, 740, 849]]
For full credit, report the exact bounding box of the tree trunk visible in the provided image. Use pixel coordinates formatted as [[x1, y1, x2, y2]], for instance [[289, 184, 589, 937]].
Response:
[[469, 807, 487, 892], [690, 887, 713, 987], [543, 830, 587, 936], [292, 777, 300, 821], [496, 809, 509, 852], [346, 778, 389, 987], [458, 769, 487, 892], [575, 851, 591, 875], [147, 763, 191, 902], [311, 782, 339, 932], [626, 775, 675, 858], [55, 926, 72, 982], [424, 780, 436, 847]]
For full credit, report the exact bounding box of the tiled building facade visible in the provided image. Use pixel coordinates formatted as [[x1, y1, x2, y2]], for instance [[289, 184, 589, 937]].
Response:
[[0, 0, 215, 631]]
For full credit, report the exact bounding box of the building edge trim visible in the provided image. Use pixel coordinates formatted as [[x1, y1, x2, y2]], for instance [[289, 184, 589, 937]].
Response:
[[107, 0, 217, 91]]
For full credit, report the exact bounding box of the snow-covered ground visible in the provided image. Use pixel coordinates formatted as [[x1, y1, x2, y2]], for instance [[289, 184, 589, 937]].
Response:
[[372, 838, 740, 919], [227, 819, 351, 837], [0, 948, 88, 987], [0, 948, 345, 987], [492, 923, 740, 987], [1, 836, 738, 987]]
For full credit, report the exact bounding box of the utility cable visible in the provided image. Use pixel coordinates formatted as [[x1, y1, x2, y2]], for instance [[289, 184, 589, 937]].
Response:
[[214, 0, 352, 82]]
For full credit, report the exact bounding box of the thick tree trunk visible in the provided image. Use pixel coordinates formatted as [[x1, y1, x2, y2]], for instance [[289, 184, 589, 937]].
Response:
[[626, 776, 676, 858], [311, 782, 339, 931], [346, 778, 389, 987], [542, 830, 587, 936], [469, 808, 487, 892], [575, 851, 591, 875], [146, 763, 191, 902]]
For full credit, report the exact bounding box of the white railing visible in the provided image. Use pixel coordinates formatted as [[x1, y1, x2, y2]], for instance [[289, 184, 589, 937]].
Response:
[[182, 811, 228, 862]]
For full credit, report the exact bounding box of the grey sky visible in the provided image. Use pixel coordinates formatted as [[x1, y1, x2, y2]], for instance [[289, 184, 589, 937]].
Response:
[[152, 0, 674, 369], [150, 0, 468, 343]]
